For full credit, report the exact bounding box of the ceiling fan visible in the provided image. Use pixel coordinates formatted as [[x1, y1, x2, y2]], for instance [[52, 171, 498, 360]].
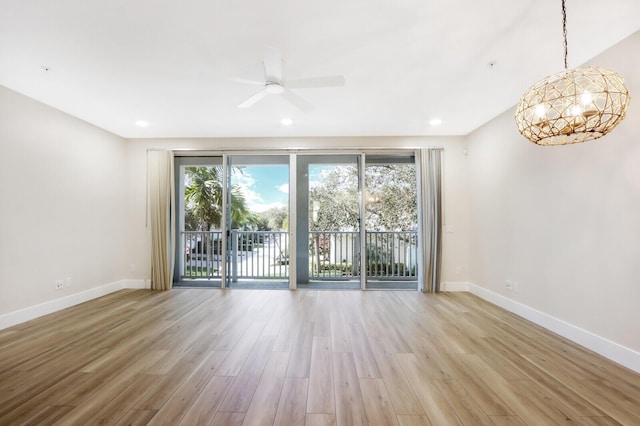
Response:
[[237, 47, 345, 113]]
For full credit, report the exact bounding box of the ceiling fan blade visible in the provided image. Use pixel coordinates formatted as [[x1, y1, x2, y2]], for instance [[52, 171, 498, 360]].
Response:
[[282, 89, 314, 113], [238, 88, 269, 108], [263, 46, 283, 83], [285, 75, 346, 89]]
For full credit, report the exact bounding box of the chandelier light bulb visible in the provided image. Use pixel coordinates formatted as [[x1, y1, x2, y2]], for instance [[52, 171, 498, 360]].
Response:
[[570, 104, 582, 117], [580, 91, 593, 105]]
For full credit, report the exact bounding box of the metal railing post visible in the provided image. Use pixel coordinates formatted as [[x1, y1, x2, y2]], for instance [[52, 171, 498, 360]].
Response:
[[232, 230, 238, 283]]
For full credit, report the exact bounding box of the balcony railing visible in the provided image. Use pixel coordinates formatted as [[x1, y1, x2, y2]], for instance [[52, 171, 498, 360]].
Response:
[[181, 230, 289, 280], [181, 230, 417, 281]]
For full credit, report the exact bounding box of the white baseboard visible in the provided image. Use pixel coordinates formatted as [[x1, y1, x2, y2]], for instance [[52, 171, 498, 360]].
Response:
[[0, 279, 150, 331], [122, 279, 151, 289], [467, 282, 640, 374]]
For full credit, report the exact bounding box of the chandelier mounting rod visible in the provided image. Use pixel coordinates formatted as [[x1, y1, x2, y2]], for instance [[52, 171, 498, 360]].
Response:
[[562, 0, 568, 69]]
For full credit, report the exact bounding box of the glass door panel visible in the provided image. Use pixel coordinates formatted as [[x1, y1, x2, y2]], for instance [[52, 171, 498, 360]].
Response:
[[364, 155, 418, 289], [174, 156, 224, 287], [297, 155, 361, 289], [225, 155, 290, 289]]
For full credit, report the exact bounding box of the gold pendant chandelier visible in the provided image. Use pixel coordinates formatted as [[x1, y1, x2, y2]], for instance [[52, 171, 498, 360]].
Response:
[[515, 0, 630, 146]]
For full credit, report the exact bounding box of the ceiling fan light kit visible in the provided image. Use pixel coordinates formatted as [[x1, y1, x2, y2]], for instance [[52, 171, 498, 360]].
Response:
[[265, 82, 285, 94], [515, 0, 630, 146]]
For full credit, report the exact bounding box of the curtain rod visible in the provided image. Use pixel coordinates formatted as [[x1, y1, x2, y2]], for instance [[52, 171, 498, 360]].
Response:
[[146, 147, 445, 154]]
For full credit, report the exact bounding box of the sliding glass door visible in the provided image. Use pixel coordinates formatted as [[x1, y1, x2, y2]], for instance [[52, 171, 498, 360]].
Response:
[[296, 155, 362, 289], [364, 155, 418, 289], [174, 151, 419, 290], [225, 155, 290, 289], [174, 156, 224, 287]]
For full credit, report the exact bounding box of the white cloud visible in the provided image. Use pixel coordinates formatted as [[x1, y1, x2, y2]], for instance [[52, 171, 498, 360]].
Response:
[[277, 183, 289, 194], [249, 201, 285, 213], [233, 173, 262, 205]]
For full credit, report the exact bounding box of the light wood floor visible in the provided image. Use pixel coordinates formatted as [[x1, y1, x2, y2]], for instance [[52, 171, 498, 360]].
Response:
[[1, 289, 639, 425]]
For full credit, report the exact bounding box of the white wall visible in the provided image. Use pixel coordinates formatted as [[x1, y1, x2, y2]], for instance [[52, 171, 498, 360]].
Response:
[[0, 85, 128, 317], [123, 137, 470, 287], [467, 31, 640, 354]]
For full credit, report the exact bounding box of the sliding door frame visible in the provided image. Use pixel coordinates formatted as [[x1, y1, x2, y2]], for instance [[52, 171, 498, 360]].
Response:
[[173, 148, 423, 290]]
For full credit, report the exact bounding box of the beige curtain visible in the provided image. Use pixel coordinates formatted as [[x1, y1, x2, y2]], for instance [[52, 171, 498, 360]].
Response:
[[148, 150, 175, 290], [418, 148, 443, 293]]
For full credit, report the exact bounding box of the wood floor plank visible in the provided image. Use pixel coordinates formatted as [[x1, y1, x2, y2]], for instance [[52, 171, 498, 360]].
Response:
[[348, 321, 381, 379], [214, 321, 266, 377], [286, 320, 315, 378], [312, 296, 332, 337], [333, 352, 368, 426], [217, 335, 275, 413], [147, 350, 229, 425], [241, 351, 290, 426], [306, 413, 337, 426], [489, 415, 526, 425], [22, 405, 74, 425], [484, 337, 603, 416], [211, 411, 245, 425], [359, 378, 399, 426], [376, 311, 412, 353], [273, 378, 309, 426], [177, 376, 234, 426], [0, 289, 638, 425], [330, 311, 352, 353], [307, 336, 335, 414], [368, 335, 424, 415], [89, 373, 162, 425], [396, 353, 462, 425], [273, 313, 302, 352], [49, 350, 167, 424], [459, 353, 562, 425], [115, 409, 158, 426], [571, 379, 640, 425], [576, 416, 625, 426], [434, 379, 494, 426], [420, 346, 514, 417], [133, 339, 214, 411], [396, 414, 433, 426], [54, 352, 168, 408]]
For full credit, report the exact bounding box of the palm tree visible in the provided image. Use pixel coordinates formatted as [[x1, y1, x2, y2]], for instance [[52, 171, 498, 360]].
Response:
[[184, 166, 250, 231]]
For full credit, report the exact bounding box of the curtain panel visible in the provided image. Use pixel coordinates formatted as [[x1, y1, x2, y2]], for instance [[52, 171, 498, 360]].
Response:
[[148, 150, 175, 290], [418, 148, 443, 293]]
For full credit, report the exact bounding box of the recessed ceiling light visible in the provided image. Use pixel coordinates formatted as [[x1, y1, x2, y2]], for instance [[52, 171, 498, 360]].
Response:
[[135, 120, 149, 128], [429, 118, 442, 126], [281, 118, 293, 126]]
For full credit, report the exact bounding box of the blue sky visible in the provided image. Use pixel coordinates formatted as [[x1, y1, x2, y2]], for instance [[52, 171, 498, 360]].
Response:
[[233, 165, 332, 213], [233, 165, 289, 212]]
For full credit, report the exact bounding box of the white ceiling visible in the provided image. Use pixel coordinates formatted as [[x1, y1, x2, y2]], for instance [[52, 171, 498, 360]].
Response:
[[1, 0, 639, 139]]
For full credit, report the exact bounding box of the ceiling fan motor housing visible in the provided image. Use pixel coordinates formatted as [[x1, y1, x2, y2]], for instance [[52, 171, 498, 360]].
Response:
[[265, 82, 285, 94]]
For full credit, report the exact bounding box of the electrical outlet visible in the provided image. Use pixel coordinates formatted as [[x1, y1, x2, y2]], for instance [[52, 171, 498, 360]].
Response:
[[505, 280, 513, 291], [455, 266, 462, 275], [55, 280, 64, 290], [65, 277, 72, 288]]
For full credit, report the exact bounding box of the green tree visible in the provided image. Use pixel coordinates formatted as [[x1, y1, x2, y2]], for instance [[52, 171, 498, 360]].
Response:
[[184, 166, 250, 230], [308, 164, 417, 232], [309, 165, 360, 232], [365, 164, 417, 231], [259, 206, 289, 231]]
